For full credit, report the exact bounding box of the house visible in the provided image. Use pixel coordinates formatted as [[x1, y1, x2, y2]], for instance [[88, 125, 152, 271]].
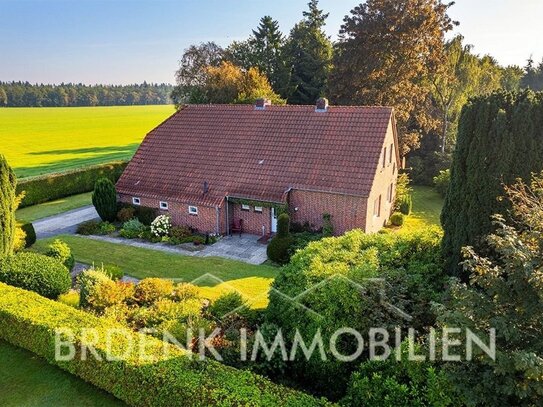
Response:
[[116, 98, 400, 236]]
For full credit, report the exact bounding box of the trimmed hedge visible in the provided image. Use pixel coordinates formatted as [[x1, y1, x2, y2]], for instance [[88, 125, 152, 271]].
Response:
[[20, 222, 36, 248], [0, 252, 71, 299], [17, 161, 127, 208], [0, 283, 328, 407]]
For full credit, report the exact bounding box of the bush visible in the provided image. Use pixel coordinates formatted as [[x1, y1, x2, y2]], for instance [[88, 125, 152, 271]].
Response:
[[99, 264, 124, 281], [322, 213, 334, 237], [45, 239, 75, 271], [389, 212, 404, 226], [267, 235, 295, 265], [98, 221, 116, 235], [13, 226, 26, 253], [20, 222, 36, 247], [92, 178, 117, 222], [0, 283, 324, 406], [78, 269, 112, 308], [87, 280, 135, 313], [116, 206, 135, 223], [399, 194, 412, 215], [134, 278, 174, 305], [277, 213, 290, 238], [16, 161, 127, 208], [151, 215, 171, 237], [173, 283, 200, 301], [0, 154, 17, 257], [433, 169, 450, 198], [77, 220, 100, 235], [207, 292, 248, 319], [170, 225, 193, 239], [134, 206, 157, 226], [0, 252, 71, 299], [58, 290, 80, 308], [119, 218, 146, 239]]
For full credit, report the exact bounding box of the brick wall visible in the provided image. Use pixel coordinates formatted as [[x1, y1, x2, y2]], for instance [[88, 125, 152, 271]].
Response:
[[118, 194, 220, 234], [289, 190, 367, 235], [228, 203, 271, 236]]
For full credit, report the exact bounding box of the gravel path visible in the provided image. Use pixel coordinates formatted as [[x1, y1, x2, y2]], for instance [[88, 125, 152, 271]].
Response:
[[34, 206, 99, 239]]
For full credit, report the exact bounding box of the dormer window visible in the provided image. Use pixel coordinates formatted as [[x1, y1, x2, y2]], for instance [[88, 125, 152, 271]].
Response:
[[160, 201, 169, 210], [188, 206, 198, 215], [132, 197, 141, 206]]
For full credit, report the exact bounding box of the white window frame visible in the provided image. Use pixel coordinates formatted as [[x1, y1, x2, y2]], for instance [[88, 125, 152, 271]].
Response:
[[132, 197, 141, 206], [188, 205, 198, 215], [160, 201, 169, 210], [241, 204, 250, 211], [389, 143, 394, 163], [373, 195, 381, 217], [383, 147, 387, 168], [254, 206, 263, 213]]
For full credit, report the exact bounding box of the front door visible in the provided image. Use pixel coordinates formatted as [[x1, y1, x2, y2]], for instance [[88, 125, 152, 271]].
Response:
[[271, 207, 278, 233]]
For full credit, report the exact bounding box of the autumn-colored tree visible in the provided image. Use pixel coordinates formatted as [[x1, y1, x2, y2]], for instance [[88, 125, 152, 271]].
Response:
[[329, 0, 455, 156]]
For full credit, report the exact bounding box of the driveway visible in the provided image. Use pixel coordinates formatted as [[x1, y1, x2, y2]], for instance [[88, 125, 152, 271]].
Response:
[[34, 205, 99, 239]]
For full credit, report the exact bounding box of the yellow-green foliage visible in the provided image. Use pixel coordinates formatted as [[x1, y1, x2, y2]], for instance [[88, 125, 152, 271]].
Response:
[[134, 278, 174, 305], [0, 282, 328, 406], [58, 290, 80, 308], [0, 105, 174, 178]]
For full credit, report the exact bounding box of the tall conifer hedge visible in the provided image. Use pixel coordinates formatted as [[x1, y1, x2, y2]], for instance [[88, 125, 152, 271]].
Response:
[[441, 90, 543, 278], [0, 155, 17, 257]]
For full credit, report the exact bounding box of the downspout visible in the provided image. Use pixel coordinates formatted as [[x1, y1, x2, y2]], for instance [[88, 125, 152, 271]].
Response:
[[215, 206, 220, 235], [225, 196, 229, 236]]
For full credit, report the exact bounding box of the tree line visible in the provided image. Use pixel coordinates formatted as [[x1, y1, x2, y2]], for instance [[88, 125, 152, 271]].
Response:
[[0, 82, 173, 107]]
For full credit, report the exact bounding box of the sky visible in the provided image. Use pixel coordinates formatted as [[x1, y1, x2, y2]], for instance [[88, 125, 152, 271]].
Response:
[[0, 0, 542, 85]]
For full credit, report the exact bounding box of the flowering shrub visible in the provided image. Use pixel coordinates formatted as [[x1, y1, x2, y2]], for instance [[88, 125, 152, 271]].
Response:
[[151, 215, 171, 237]]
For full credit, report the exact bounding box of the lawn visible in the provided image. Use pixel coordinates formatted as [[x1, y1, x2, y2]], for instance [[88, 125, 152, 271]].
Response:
[[34, 235, 278, 308], [401, 185, 444, 233], [0, 340, 124, 407], [16, 192, 92, 222], [0, 105, 174, 178]]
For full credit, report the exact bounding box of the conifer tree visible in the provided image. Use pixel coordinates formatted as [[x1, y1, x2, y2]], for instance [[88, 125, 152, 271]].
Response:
[[92, 178, 118, 222], [0, 154, 17, 257]]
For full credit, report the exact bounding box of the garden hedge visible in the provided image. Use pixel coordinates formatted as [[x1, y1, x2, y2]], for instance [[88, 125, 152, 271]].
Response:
[[0, 283, 329, 407], [17, 161, 127, 208]]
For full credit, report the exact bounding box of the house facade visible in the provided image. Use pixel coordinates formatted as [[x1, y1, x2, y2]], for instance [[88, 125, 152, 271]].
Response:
[[116, 98, 400, 236]]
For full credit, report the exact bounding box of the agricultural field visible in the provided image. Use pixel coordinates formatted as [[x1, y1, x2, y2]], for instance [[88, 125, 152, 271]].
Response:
[[0, 105, 174, 178]]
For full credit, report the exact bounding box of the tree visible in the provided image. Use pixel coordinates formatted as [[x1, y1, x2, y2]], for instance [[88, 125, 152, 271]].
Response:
[[329, 0, 455, 156], [283, 0, 333, 104], [521, 57, 543, 91], [92, 178, 118, 222], [200, 61, 284, 105], [171, 42, 224, 105], [441, 90, 543, 278], [438, 172, 543, 406], [0, 87, 7, 106], [0, 155, 17, 257]]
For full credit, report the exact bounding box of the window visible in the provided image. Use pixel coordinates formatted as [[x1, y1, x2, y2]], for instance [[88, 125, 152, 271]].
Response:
[[254, 206, 263, 213], [160, 201, 169, 210], [188, 206, 198, 215], [132, 197, 141, 205], [389, 143, 393, 163], [387, 183, 394, 203], [373, 195, 381, 217], [383, 147, 387, 168], [241, 204, 250, 211]]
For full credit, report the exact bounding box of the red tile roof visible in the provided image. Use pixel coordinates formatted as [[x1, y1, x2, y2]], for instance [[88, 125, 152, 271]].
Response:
[[116, 104, 395, 207]]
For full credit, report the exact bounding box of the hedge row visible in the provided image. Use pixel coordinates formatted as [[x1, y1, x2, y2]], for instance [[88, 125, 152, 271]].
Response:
[[17, 161, 128, 208], [0, 283, 328, 407]]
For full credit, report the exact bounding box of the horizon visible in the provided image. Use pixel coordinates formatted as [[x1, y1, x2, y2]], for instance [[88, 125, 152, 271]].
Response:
[[1, 0, 542, 86]]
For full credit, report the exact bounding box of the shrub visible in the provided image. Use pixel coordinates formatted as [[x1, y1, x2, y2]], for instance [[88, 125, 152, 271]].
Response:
[[100, 264, 124, 281], [134, 206, 157, 226], [13, 226, 26, 253], [0, 283, 324, 406], [151, 215, 172, 237], [173, 283, 200, 301], [134, 278, 174, 305], [116, 206, 135, 223], [322, 213, 334, 237], [87, 280, 135, 313], [207, 292, 248, 319], [98, 221, 116, 235], [192, 235, 206, 245], [45, 239, 75, 271], [119, 218, 146, 239], [78, 269, 112, 308], [389, 212, 404, 226], [77, 220, 100, 235], [399, 194, 412, 215], [20, 222, 36, 247], [16, 161, 127, 208], [58, 290, 80, 308], [92, 178, 117, 222], [267, 235, 295, 265], [433, 169, 450, 198], [277, 213, 290, 238], [0, 154, 17, 257], [170, 225, 193, 239], [0, 252, 71, 299]]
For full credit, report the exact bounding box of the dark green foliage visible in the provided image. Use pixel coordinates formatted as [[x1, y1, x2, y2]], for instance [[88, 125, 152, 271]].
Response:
[[322, 213, 334, 236], [277, 213, 290, 237], [92, 178, 117, 222], [16, 161, 127, 208], [0, 252, 71, 299], [266, 229, 445, 398], [399, 195, 412, 215], [20, 222, 36, 248], [0, 154, 17, 257], [116, 206, 135, 222], [389, 212, 404, 226], [433, 169, 450, 198], [0, 283, 327, 407], [207, 292, 249, 320], [134, 206, 157, 226], [441, 90, 543, 278], [45, 239, 75, 271], [267, 235, 296, 265], [77, 220, 101, 235]]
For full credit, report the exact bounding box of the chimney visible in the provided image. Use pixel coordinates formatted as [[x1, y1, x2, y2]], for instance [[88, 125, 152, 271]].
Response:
[[255, 98, 272, 110], [316, 97, 329, 112], [203, 181, 209, 195]]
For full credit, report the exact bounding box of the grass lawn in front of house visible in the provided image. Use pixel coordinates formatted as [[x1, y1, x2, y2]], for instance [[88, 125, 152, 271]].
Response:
[[398, 186, 444, 234], [0, 340, 125, 407], [16, 192, 92, 222], [34, 235, 278, 308]]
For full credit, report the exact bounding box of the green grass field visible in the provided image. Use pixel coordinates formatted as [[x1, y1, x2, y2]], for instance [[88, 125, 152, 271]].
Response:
[[0, 340, 125, 407], [16, 192, 92, 222], [34, 235, 278, 308], [0, 105, 174, 178], [401, 186, 444, 233]]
